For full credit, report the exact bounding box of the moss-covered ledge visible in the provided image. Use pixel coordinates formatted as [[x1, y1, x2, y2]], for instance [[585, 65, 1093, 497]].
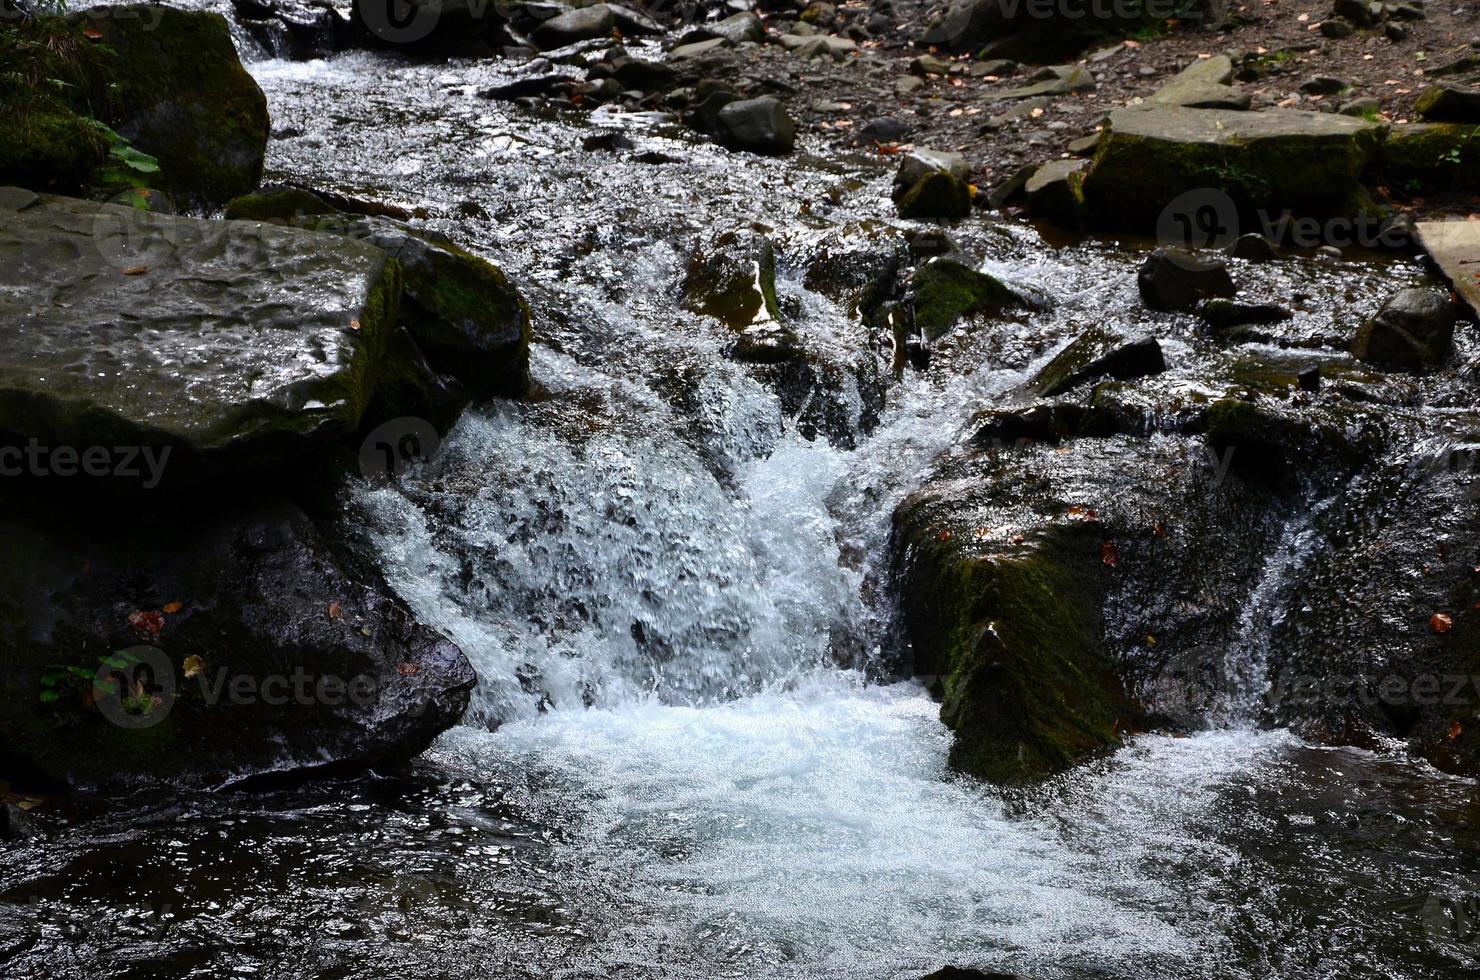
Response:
[[894, 486, 1137, 783]]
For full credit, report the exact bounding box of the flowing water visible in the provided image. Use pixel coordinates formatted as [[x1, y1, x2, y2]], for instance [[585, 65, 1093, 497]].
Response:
[[4, 25, 1480, 980]]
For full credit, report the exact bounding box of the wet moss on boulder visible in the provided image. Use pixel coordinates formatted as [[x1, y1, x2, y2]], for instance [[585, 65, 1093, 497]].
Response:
[[1373, 123, 1480, 195], [894, 461, 1138, 783], [909, 258, 1022, 341], [0, 191, 406, 489]]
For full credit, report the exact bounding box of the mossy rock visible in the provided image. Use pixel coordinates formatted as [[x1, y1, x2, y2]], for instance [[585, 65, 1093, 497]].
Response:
[[224, 186, 341, 222], [0, 105, 108, 195], [1374, 123, 1480, 195], [910, 257, 1021, 340], [897, 171, 973, 221], [1083, 105, 1386, 231], [78, 5, 269, 209], [895, 495, 1133, 783]]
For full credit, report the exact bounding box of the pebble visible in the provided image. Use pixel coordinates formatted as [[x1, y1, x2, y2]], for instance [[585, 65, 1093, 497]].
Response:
[[896, 76, 925, 94]]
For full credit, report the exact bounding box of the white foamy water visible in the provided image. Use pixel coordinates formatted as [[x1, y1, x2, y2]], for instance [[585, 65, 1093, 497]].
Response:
[[423, 677, 1300, 979]]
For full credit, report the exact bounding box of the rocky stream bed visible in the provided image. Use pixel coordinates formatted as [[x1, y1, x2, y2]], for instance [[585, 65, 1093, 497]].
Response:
[[2, 0, 1480, 977]]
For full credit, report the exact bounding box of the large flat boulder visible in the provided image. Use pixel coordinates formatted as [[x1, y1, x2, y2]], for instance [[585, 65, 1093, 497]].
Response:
[[1083, 105, 1385, 230], [0, 191, 401, 488]]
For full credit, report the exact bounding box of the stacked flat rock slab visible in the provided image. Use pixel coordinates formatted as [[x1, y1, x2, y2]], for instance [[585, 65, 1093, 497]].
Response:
[[1083, 105, 1385, 229]]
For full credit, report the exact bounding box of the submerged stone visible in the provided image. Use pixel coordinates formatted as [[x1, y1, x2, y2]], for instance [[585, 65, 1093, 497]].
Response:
[[1350, 288, 1457, 371]]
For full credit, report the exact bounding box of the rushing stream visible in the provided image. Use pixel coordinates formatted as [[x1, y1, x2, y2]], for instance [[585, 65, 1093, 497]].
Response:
[[4, 22, 1480, 980]]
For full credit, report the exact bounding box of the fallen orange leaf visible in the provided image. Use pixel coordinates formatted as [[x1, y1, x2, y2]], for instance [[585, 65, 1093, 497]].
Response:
[[1432, 611, 1454, 634]]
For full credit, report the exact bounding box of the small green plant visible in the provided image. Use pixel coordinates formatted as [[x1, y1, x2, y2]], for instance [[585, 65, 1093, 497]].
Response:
[[1438, 126, 1480, 168], [88, 119, 159, 197], [39, 648, 154, 706]]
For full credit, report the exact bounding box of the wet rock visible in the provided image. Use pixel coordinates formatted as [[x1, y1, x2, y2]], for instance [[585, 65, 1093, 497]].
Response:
[[1084, 105, 1384, 232], [225, 188, 531, 401], [0, 497, 476, 790], [1318, 18, 1355, 38], [0, 192, 406, 490], [1195, 299, 1294, 332], [70, 5, 269, 209], [681, 229, 799, 361], [1228, 232, 1278, 261], [919, 969, 1030, 980], [1024, 159, 1088, 228], [893, 438, 1171, 783], [531, 5, 614, 48], [714, 97, 796, 155], [1338, 97, 1380, 117], [799, 223, 904, 317], [1414, 83, 1480, 123], [234, 0, 354, 60], [480, 73, 578, 100], [610, 57, 676, 91], [1350, 288, 1457, 371], [909, 258, 1021, 340], [582, 130, 635, 152], [1137, 249, 1237, 312], [1032, 328, 1166, 396]]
